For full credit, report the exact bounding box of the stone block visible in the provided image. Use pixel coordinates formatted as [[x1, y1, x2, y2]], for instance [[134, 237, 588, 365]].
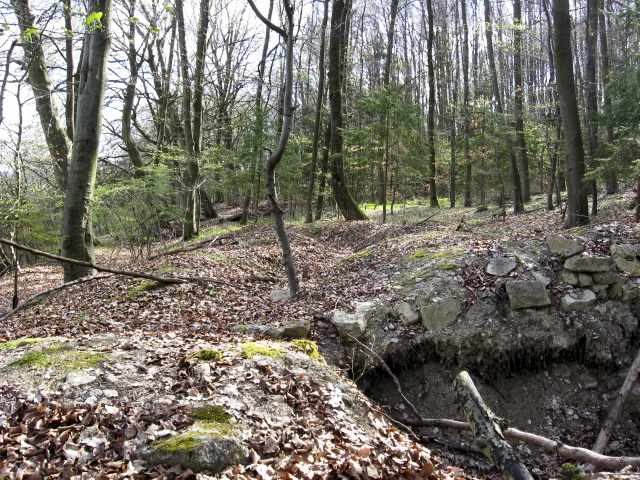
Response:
[[561, 289, 597, 312], [506, 280, 551, 309], [546, 234, 584, 254], [420, 297, 461, 330], [564, 255, 611, 273], [486, 257, 517, 276]]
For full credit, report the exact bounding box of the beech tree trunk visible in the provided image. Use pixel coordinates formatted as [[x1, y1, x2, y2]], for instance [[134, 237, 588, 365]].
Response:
[[176, 0, 210, 240], [10, 0, 72, 190], [462, 1, 472, 208], [599, 0, 617, 195], [426, 0, 438, 208], [328, 0, 368, 221], [60, 0, 112, 281], [553, 0, 589, 228], [248, 0, 300, 298], [122, 0, 144, 177], [484, 0, 523, 213], [305, 0, 330, 223], [513, 0, 530, 203], [585, 0, 598, 215], [454, 371, 533, 480]]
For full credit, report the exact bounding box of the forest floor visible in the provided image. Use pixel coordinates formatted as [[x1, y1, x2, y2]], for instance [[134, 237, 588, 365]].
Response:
[[1, 190, 639, 479]]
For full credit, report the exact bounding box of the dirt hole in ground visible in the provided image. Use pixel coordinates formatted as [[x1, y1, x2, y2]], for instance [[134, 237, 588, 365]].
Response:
[[358, 334, 640, 478]]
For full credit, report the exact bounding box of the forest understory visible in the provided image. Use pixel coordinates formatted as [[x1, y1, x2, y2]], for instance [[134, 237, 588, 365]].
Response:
[[1, 190, 640, 479]]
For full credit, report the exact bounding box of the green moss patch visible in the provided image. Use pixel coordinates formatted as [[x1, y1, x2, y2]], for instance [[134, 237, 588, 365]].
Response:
[[292, 340, 323, 360], [339, 249, 372, 264], [128, 281, 165, 300], [190, 405, 233, 436], [560, 463, 586, 480], [152, 433, 203, 453], [241, 342, 285, 359], [191, 349, 222, 361], [435, 263, 457, 271], [6, 344, 106, 371], [0, 338, 47, 351], [404, 245, 466, 262]]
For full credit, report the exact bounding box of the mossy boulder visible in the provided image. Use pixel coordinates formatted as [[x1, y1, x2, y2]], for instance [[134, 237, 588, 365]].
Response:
[[143, 435, 249, 473]]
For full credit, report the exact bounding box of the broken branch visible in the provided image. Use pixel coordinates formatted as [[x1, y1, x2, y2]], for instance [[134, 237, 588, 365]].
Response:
[[405, 418, 640, 470], [0, 238, 187, 284], [0, 274, 112, 321], [454, 371, 533, 480]]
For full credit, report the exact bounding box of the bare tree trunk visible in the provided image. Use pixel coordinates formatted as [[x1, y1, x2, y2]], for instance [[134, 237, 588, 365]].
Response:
[[462, 0, 472, 208], [328, 0, 368, 221], [553, 0, 589, 228], [513, 0, 530, 203], [599, 0, 617, 194], [381, 0, 399, 223], [242, 1, 274, 225], [593, 347, 640, 454], [305, 0, 330, 223], [122, 0, 144, 177], [315, 121, 331, 220], [60, 0, 112, 281], [176, 0, 210, 240], [426, 0, 438, 208], [454, 371, 533, 480], [248, 0, 300, 298], [484, 0, 523, 213], [585, 0, 598, 215], [10, 0, 72, 190], [63, 0, 75, 141]]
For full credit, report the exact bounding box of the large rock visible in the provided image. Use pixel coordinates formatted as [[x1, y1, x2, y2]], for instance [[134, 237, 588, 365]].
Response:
[[564, 255, 611, 273], [558, 269, 579, 286], [546, 234, 584, 254], [395, 301, 420, 326], [420, 297, 461, 330], [142, 435, 250, 473], [331, 301, 382, 339], [486, 257, 517, 277], [621, 281, 640, 302], [506, 280, 550, 309], [561, 289, 597, 312], [270, 289, 289, 302], [611, 243, 640, 275], [65, 371, 97, 387], [265, 320, 311, 339], [592, 272, 623, 285]]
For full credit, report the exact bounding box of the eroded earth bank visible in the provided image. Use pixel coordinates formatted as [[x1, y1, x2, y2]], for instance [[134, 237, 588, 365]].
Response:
[[1, 202, 640, 478]]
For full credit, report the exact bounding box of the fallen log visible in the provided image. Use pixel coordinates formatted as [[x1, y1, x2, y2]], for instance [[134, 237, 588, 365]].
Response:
[[0, 238, 187, 285], [146, 234, 235, 260], [0, 274, 112, 321], [453, 371, 533, 480], [593, 346, 640, 455], [405, 418, 640, 470]]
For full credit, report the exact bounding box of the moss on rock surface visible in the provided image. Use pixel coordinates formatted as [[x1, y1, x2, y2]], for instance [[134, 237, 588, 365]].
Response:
[[291, 339, 323, 360], [241, 342, 285, 359], [128, 281, 164, 300], [5, 344, 106, 371], [0, 338, 47, 351], [191, 349, 222, 361]]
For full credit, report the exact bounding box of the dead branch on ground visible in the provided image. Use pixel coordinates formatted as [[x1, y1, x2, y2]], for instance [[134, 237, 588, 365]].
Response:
[[0, 238, 188, 285], [0, 274, 112, 321], [405, 418, 640, 470], [146, 235, 235, 260], [454, 371, 533, 480], [592, 346, 640, 454]]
